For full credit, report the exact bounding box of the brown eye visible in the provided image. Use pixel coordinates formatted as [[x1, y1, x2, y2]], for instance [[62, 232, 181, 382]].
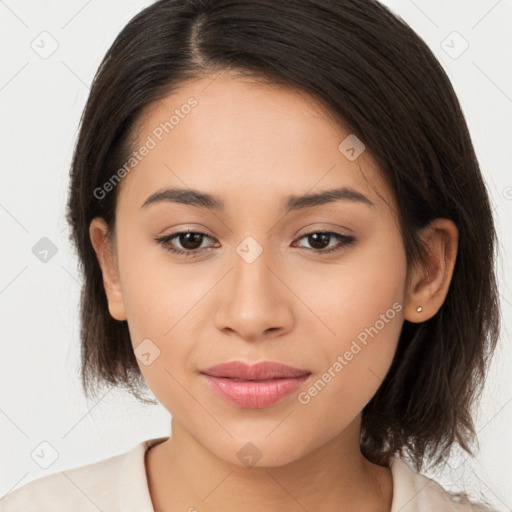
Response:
[[155, 231, 217, 256], [155, 230, 355, 258], [294, 231, 356, 254], [176, 232, 205, 250]]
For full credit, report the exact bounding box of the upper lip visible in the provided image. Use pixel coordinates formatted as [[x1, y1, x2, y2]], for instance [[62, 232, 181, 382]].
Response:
[[200, 361, 311, 380]]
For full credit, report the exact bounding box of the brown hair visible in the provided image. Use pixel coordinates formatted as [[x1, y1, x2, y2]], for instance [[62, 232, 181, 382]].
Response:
[[66, 0, 500, 475]]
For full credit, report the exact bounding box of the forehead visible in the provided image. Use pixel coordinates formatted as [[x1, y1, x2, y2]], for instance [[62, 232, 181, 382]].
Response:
[[117, 73, 394, 215]]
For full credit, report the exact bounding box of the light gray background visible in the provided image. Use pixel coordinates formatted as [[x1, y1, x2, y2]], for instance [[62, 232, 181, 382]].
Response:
[[1, 0, 511, 509]]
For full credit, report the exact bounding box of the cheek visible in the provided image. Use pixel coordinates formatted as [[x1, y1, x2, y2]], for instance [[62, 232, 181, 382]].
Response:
[[299, 226, 407, 347], [115, 236, 214, 405], [116, 230, 201, 341], [297, 229, 407, 403]]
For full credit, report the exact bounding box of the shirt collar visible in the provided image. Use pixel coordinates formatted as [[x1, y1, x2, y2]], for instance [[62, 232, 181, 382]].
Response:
[[118, 436, 168, 512], [118, 437, 443, 512]]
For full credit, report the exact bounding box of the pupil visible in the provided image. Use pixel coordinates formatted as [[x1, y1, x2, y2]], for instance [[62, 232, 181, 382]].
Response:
[[180, 232, 203, 250], [309, 233, 329, 249]]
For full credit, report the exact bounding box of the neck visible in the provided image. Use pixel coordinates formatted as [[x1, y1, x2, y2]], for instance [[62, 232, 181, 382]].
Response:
[[145, 416, 393, 512]]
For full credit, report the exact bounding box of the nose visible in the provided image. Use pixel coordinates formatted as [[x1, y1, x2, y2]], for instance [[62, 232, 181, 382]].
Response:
[[214, 242, 294, 343]]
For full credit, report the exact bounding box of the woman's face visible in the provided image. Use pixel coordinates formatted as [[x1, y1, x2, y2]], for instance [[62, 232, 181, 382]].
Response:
[[93, 73, 410, 466]]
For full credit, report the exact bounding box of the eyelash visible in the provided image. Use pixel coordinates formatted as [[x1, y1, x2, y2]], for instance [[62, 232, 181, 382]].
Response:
[[154, 230, 356, 257]]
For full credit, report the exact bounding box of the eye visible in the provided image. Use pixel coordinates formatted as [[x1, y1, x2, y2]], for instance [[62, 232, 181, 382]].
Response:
[[293, 231, 356, 254], [154, 230, 356, 257], [155, 230, 218, 257]]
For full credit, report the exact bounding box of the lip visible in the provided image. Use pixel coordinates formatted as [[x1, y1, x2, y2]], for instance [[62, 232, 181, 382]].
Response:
[[200, 361, 311, 409], [201, 360, 311, 380]]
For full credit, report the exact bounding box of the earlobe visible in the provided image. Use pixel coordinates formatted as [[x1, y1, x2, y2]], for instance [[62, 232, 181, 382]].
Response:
[[89, 217, 127, 321], [404, 218, 458, 323]]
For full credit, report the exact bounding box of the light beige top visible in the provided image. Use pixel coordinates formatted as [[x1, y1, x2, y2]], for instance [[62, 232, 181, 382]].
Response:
[[0, 437, 485, 511]]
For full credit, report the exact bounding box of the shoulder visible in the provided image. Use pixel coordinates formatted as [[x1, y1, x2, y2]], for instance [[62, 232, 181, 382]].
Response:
[[0, 450, 125, 512], [0, 437, 162, 512], [389, 457, 494, 512]]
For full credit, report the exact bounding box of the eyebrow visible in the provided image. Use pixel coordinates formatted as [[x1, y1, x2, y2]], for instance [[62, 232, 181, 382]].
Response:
[[141, 185, 375, 213]]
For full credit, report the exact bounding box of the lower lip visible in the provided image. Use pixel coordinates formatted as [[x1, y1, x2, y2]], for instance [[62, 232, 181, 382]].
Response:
[[201, 374, 310, 408]]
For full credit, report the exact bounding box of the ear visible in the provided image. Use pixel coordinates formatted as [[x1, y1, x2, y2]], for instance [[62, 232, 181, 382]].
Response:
[[404, 218, 458, 323], [89, 217, 127, 321]]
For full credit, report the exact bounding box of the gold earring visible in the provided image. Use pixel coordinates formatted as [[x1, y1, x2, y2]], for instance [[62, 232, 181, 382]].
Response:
[[416, 306, 423, 312]]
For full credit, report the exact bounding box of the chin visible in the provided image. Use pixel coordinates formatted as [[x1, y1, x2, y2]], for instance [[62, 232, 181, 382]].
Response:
[[201, 432, 312, 469]]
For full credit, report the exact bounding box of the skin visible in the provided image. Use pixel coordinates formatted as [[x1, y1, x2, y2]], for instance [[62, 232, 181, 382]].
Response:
[[90, 71, 458, 512]]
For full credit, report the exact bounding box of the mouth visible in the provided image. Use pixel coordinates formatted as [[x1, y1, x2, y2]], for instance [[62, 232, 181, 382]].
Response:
[[199, 361, 311, 408]]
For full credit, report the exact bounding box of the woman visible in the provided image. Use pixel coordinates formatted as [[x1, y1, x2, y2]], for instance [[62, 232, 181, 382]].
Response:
[[1, 0, 500, 510]]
